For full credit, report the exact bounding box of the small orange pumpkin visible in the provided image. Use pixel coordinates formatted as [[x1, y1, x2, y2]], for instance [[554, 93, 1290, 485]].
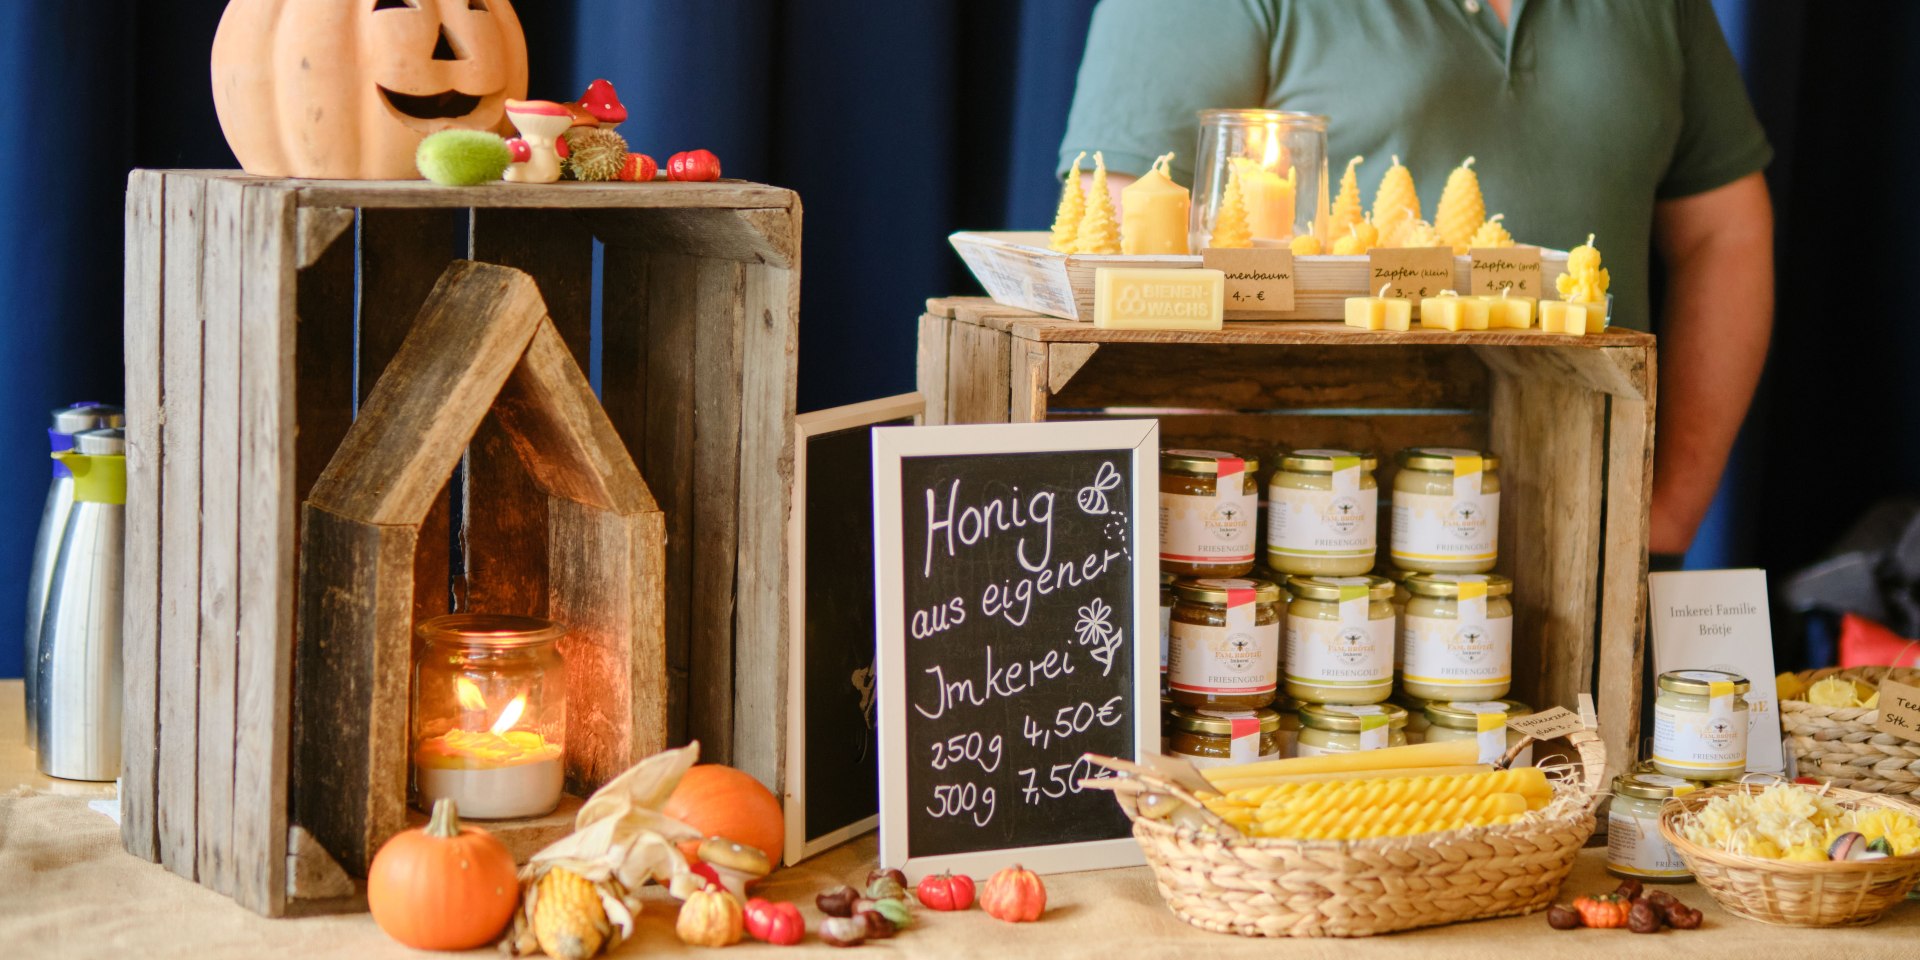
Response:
[[676, 885, 745, 947], [663, 765, 785, 869], [980, 864, 1047, 923], [211, 0, 529, 179], [367, 798, 520, 950]]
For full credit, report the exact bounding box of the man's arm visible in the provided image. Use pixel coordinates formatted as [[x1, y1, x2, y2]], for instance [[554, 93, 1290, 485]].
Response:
[[1649, 171, 1774, 554]]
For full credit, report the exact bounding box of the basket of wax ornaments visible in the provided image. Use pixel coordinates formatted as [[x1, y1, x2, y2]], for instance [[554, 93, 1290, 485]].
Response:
[[1081, 727, 1607, 938], [1778, 667, 1920, 803], [1659, 780, 1920, 926]]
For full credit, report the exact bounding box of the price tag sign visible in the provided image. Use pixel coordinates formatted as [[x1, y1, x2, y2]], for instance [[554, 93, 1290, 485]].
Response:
[[1506, 706, 1585, 742], [1367, 247, 1454, 301], [1203, 247, 1296, 315], [1469, 246, 1542, 297], [1873, 678, 1920, 744]]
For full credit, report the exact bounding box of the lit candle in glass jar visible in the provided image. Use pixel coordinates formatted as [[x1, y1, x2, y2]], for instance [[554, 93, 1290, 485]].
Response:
[[412, 615, 567, 819]]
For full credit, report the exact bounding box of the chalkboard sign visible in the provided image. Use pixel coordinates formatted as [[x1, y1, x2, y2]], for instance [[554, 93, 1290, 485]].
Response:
[[873, 420, 1159, 879], [783, 394, 923, 865]]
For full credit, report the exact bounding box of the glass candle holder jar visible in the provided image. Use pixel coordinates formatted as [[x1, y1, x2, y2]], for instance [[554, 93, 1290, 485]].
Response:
[[1265, 449, 1378, 576], [1190, 110, 1330, 251], [1390, 448, 1502, 573], [1400, 573, 1514, 702], [1651, 670, 1750, 781], [412, 614, 568, 819], [1283, 575, 1395, 704], [1295, 702, 1408, 757], [1167, 707, 1285, 768], [1167, 577, 1284, 710], [1160, 450, 1259, 577]]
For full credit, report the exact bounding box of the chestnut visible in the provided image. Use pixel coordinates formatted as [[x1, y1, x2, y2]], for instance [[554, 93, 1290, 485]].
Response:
[[819, 916, 868, 947], [816, 885, 860, 918], [1628, 901, 1663, 933], [1547, 904, 1582, 930]]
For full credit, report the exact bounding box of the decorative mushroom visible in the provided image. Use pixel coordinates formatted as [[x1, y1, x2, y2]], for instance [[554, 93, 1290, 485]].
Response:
[[697, 837, 772, 901], [577, 79, 628, 130], [503, 100, 572, 183]]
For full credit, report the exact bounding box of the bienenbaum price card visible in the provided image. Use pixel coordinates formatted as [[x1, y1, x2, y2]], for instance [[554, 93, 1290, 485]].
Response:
[[1648, 569, 1783, 773]]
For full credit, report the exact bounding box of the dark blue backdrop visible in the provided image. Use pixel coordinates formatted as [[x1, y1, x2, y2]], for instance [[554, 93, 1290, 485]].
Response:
[[0, 0, 1911, 679]]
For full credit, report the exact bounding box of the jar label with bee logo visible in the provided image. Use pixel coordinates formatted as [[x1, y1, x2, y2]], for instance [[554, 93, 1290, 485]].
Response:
[[1606, 809, 1691, 878], [1401, 614, 1512, 687], [1285, 604, 1392, 688], [1168, 594, 1278, 695], [1160, 463, 1256, 566], [1267, 455, 1374, 559], [1652, 698, 1750, 772], [1391, 490, 1499, 565]]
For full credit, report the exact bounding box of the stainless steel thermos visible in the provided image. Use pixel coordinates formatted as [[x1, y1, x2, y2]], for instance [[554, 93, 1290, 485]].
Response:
[[34, 426, 125, 780], [24, 403, 121, 745]]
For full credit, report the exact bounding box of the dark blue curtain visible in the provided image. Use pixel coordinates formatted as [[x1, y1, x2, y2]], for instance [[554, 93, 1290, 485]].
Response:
[[0, 0, 1911, 678]]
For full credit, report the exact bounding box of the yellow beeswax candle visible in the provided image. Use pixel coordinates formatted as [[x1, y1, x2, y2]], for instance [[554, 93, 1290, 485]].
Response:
[[1538, 299, 1593, 336], [1050, 151, 1087, 252], [1371, 155, 1421, 246], [1121, 152, 1191, 255], [1235, 156, 1296, 242], [1554, 233, 1610, 331], [1469, 213, 1514, 248], [1290, 231, 1322, 255], [1345, 283, 1411, 331], [1399, 219, 1443, 249], [1478, 286, 1536, 329], [1209, 167, 1252, 248], [1420, 290, 1483, 331], [1434, 157, 1487, 255], [1328, 155, 1365, 242], [1331, 218, 1379, 256], [1074, 152, 1122, 254]]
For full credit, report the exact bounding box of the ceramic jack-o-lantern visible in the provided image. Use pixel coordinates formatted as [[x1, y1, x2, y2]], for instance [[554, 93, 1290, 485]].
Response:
[[503, 101, 571, 184], [211, 0, 529, 180]]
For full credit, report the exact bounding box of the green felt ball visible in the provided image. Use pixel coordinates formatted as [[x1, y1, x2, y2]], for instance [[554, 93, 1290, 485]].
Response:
[[415, 130, 513, 186]]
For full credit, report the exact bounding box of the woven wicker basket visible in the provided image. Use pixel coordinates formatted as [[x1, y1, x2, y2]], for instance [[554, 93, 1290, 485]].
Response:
[[1658, 781, 1920, 927], [1781, 666, 1920, 801], [1082, 731, 1606, 938]]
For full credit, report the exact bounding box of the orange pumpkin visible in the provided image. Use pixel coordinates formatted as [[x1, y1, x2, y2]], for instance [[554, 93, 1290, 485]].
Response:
[[211, 0, 529, 179], [367, 798, 520, 950], [980, 864, 1047, 923], [663, 765, 785, 867]]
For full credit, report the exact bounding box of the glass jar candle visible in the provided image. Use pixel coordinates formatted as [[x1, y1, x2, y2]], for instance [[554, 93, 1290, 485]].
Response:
[[1423, 699, 1534, 766], [1651, 670, 1750, 781], [1295, 702, 1408, 757], [1390, 448, 1501, 573], [1158, 572, 1175, 693], [412, 614, 568, 819], [1189, 109, 1330, 251], [1284, 575, 1395, 704], [1168, 577, 1284, 710], [1607, 773, 1698, 882], [1400, 573, 1514, 702], [1265, 449, 1378, 576], [1160, 450, 1259, 577], [1167, 707, 1285, 768]]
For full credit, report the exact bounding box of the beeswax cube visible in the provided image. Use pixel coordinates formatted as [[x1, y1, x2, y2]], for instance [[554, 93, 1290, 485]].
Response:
[[1093, 268, 1224, 330], [1420, 293, 1479, 331], [1538, 299, 1590, 336], [1477, 295, 1535, 329], [1344, 294, 1411, 331]]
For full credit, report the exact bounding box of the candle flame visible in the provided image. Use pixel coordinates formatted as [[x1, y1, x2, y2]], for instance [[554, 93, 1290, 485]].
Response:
[[490, 694, 527, 735], [1261, 123, 1282, 170], [454, 677, 487, 712]]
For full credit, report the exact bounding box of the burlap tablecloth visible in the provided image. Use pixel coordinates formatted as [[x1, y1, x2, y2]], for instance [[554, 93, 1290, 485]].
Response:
[[8, 791, 1917, 959]]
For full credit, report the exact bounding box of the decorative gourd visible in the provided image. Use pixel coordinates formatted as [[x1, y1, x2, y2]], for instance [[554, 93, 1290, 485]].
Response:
[[211, 0, 529, 179], [366, 798, 519, 950], [676, 886, 746, 947], [980, 864, 1047, 923], [663, 765, 785, 869]]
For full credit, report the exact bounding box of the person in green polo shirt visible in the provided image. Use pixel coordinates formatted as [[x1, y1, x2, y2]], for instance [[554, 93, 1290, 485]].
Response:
[[1059, 0, 1773, 560]]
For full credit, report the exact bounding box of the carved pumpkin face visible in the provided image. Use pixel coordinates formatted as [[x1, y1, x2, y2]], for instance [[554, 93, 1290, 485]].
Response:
[[212, 0, 528, 180]]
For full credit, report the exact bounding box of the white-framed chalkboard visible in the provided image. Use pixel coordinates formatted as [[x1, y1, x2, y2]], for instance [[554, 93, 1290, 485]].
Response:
[[783, 393, 925, 865], [872, 419, 1160, 879]]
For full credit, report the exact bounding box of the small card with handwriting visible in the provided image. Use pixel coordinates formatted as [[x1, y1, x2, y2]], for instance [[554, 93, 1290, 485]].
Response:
[[1367, 247, 1454, 304], [1874, 678, 1920, 744], [1649, 569, 1784, 773], [1469, 246, 1542, 298], [1507, 706, 1585, 742], [1203, 247, 1295, 315]]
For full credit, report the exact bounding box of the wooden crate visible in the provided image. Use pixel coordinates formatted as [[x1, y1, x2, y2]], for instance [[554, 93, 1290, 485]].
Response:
[[918, 297, 1654, 777], [120, 172, 800, 916]]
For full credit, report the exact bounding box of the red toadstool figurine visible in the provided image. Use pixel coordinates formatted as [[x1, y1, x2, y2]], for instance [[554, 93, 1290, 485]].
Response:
[[577, 79, 628, 130]]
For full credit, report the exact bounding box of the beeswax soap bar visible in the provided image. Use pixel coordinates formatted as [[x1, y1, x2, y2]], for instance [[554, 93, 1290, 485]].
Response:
[[1093, 268, 1225, 330]]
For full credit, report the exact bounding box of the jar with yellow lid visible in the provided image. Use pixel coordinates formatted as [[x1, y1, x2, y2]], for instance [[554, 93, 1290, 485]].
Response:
[[1422, 699, 1534, 766], [1167, 707, 1285, 768], [1606, 773, 1698, 882], [1167, 577, 1284, 710], [1160, 450, 1259, 577], [1158, 572, 1175, 693], [1283, 575, 1395, 704], [1390, 448, 1501, 573], [1295, 702, 1408, 757], [1399, 573, 1514, 702], [1265, 449, 1378, 576], [1651, 670, 1750, 781]]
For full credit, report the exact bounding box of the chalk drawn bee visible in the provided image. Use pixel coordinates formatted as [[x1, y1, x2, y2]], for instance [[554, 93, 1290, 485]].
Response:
[[1077, 461, 1122, 515]]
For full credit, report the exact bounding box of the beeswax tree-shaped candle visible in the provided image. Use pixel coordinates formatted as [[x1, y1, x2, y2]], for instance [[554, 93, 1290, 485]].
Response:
[[1209, 168, 1253, 248], [1330, 217, 1379, 255], [1328, 155, 1365, 243], [1050, 151, 1087, 252], [1400, 219, 1442, 248], [1434, 157, 1486, 254], [1469, 213, 1514, 248], [1556, 233, 1610, 303], [1371, 155, 1421, 246], [1074, 151, 1122, 255]]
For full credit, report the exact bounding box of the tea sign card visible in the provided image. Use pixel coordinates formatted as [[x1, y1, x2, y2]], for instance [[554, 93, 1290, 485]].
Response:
[[872, 420, 1159, 879], [1648, 569, 1784, 773]]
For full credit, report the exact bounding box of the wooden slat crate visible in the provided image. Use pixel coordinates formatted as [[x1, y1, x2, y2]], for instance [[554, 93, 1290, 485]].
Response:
[[120, 172, 800, 916], [919, 296, 1654, 779]]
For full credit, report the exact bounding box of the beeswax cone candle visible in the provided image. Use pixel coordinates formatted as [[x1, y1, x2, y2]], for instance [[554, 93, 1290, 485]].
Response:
[[1209, 168, 1253, 248], [1050, 151, 1087, 252], [1554, 232, 1610, 331], [1330, 218, 1379, 256], [1371, 155, 1421, 247], [1121, 153, 1191, 254], [1434, 157, 1487, 255], [1346, 283, 1411, 331], [1328, 155, 1365, 242], [1469, 213, 1514, 248], [1074, 152, 1121, 254]]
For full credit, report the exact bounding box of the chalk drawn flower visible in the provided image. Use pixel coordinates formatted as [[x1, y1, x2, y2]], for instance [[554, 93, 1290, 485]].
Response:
[[1075, 598, 1124, 676], [1077, 461, 1122, 515]]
